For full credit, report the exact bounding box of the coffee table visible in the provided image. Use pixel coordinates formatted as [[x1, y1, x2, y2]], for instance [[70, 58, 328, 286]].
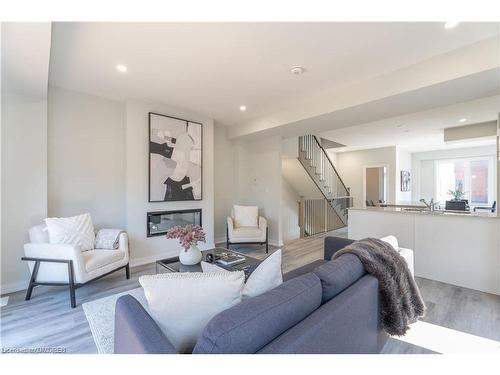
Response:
[[156, 247, 262, 278]]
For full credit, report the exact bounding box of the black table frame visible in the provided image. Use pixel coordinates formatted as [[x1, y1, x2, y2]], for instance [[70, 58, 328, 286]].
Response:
[[156, 247, 261, 277]]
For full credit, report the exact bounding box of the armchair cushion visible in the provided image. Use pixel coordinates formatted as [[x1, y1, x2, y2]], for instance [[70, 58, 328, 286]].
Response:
[[83, 250, 126, 272], [233, 205, 259, 228], [45, 213, 95, 251], [230, 227, 264, 242]]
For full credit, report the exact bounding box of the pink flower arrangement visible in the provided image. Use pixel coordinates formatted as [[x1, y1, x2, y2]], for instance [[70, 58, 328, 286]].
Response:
[[165, 224, 206, 251]]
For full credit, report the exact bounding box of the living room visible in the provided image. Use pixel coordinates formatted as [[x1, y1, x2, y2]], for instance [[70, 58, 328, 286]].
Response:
[[1, 1, 500, 374]]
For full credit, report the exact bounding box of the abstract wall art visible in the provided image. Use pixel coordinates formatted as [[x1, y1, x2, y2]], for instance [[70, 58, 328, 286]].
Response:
[[149, 112, 202, 202]]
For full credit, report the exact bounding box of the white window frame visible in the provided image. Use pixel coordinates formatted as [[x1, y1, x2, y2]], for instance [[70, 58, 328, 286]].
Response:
[[434, 156, 496, 208]]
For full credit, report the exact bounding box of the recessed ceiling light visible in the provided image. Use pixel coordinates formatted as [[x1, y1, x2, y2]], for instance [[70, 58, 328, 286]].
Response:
[[116, 64, 128, 72], [290, 66, 306, 75], [444, 21, 459, 29], [459, 118, 467, 122], [239, 105, 246, 112]]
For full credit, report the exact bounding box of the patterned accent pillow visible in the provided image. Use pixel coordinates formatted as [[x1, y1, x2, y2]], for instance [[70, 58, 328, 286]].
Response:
[[45, 213, 95, 251]]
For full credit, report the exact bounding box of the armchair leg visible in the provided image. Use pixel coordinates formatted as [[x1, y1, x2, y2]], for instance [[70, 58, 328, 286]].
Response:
[[25, 261, 40, 301], [125, 264, 130, 279], [67, 261, 76, 308]]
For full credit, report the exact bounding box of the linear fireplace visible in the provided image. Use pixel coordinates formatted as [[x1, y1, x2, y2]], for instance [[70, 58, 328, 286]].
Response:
[[147, 209, 202, 237]]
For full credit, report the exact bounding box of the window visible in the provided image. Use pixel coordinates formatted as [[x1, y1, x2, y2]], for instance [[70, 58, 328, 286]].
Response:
[[435, 157, 495, 207]]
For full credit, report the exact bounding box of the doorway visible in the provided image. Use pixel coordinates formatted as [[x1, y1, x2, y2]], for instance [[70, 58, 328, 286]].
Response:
[[364, 166, 387, 205]]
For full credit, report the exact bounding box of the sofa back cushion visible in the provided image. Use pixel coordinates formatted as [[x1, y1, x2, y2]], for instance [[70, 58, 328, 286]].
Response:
[[313, 254, 366, 304], [193, 272, 322, 354]]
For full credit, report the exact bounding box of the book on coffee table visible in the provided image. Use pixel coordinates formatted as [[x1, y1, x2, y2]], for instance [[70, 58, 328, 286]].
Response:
[[215, 252, 246, 266]]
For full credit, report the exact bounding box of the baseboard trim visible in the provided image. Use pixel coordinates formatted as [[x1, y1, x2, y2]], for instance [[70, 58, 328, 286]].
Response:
[[1, 280, 28, 295], [214, 237, 283, 248]]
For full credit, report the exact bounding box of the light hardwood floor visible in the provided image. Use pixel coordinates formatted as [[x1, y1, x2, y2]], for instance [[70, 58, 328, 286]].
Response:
[[1, 228, 499, 354]]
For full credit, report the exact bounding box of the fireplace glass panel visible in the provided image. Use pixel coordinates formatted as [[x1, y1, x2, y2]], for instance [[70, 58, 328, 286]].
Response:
[[147, 209, 202, 237]]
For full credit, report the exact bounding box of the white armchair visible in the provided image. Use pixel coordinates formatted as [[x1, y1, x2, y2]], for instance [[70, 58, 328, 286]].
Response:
[[226, 205, 269, 253], [23, 224, 130, 308]]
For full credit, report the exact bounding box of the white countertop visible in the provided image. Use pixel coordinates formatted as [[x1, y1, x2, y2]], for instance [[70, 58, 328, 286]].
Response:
[[348, 206, 499, 219]]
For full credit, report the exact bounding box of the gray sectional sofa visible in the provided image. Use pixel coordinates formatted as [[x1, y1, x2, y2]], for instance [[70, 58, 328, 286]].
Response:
[[114, 236, 388, 354]]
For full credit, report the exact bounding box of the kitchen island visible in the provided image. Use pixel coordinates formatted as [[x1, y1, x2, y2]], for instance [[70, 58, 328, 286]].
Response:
[[348, 207, 500, 295]]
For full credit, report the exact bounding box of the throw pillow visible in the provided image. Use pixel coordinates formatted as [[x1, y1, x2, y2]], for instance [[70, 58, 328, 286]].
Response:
[[45, 213, 95, 251], [380, 235, 399, 251], [139, 271, 245, 353], [233, 205, 259, 228], [201, 249, 283, 299], [242, 249, 283, 298]]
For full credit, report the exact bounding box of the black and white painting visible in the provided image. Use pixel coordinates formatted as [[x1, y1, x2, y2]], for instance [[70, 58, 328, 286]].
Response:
[[149, 112, 202, 202], [400, 170, 411, 192]]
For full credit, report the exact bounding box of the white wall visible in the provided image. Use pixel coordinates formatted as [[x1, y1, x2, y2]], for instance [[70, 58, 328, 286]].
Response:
[[1, 94, 47, 292], [411, 145, 496, 203], [124, 100, 215, 266], [214, 124, 235, 243], [234, 136, 283, 246], [281, 178, 301, 243], [396, 147, 412, 203], [47, 87, 126, 228], [335, 146, 397, 207]]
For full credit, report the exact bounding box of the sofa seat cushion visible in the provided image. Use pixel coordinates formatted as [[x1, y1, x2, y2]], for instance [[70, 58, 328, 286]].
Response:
[[83, 250, 125, 272], [193, 272, 322, 354], [313, 254, 366, 304], [230, 227, 265, 242]]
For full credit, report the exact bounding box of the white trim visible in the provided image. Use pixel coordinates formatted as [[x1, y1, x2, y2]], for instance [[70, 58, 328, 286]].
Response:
[[270, 240, 283, 247], [362, 163, 389, 204], [215, 236, 282, 248], [214, 237, 226, 245], [1, 280, 28, 295]]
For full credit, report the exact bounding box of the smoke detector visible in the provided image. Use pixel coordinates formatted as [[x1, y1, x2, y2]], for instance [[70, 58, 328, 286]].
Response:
[[290, 66, 306, 75]]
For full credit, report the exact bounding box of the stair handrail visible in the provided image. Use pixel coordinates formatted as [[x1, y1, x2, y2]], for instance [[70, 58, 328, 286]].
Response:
[[310, 135, 350, 195]]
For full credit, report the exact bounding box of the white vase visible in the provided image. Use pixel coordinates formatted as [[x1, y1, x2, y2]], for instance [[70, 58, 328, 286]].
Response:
[[179, 244, 202, 265]]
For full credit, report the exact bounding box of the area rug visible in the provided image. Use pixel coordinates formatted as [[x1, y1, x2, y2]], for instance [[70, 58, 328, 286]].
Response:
[[82, 287, 148, 354]]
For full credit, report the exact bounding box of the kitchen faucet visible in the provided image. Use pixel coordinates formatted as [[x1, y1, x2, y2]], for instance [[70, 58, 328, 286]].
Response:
[[420, 198, 437, 211]]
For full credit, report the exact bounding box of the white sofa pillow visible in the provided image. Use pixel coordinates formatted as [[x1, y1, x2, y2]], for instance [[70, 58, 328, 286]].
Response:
[[380, 235, 399, 251], [45, 213, 95, 251], [139, 271, 245, 353], [201, 249, 283, 299], [243, 249, 283, 298], [233, 205, 259, 228]]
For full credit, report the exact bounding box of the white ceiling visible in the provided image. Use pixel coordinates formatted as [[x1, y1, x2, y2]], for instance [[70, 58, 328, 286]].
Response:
[[49, 22, 500, 125], [318, 94, 500, 153]]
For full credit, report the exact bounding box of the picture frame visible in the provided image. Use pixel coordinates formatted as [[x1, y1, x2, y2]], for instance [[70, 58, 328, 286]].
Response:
[[148, 112, 203, 202], [401, 170, 411, 192]]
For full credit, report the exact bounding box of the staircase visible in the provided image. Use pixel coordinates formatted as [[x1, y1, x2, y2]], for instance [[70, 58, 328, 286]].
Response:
[[298, 135, 352, 235]]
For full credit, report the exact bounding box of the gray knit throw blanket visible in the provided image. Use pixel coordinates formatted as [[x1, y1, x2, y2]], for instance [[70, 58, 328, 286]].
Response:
[[333, 238, 425, 336]]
